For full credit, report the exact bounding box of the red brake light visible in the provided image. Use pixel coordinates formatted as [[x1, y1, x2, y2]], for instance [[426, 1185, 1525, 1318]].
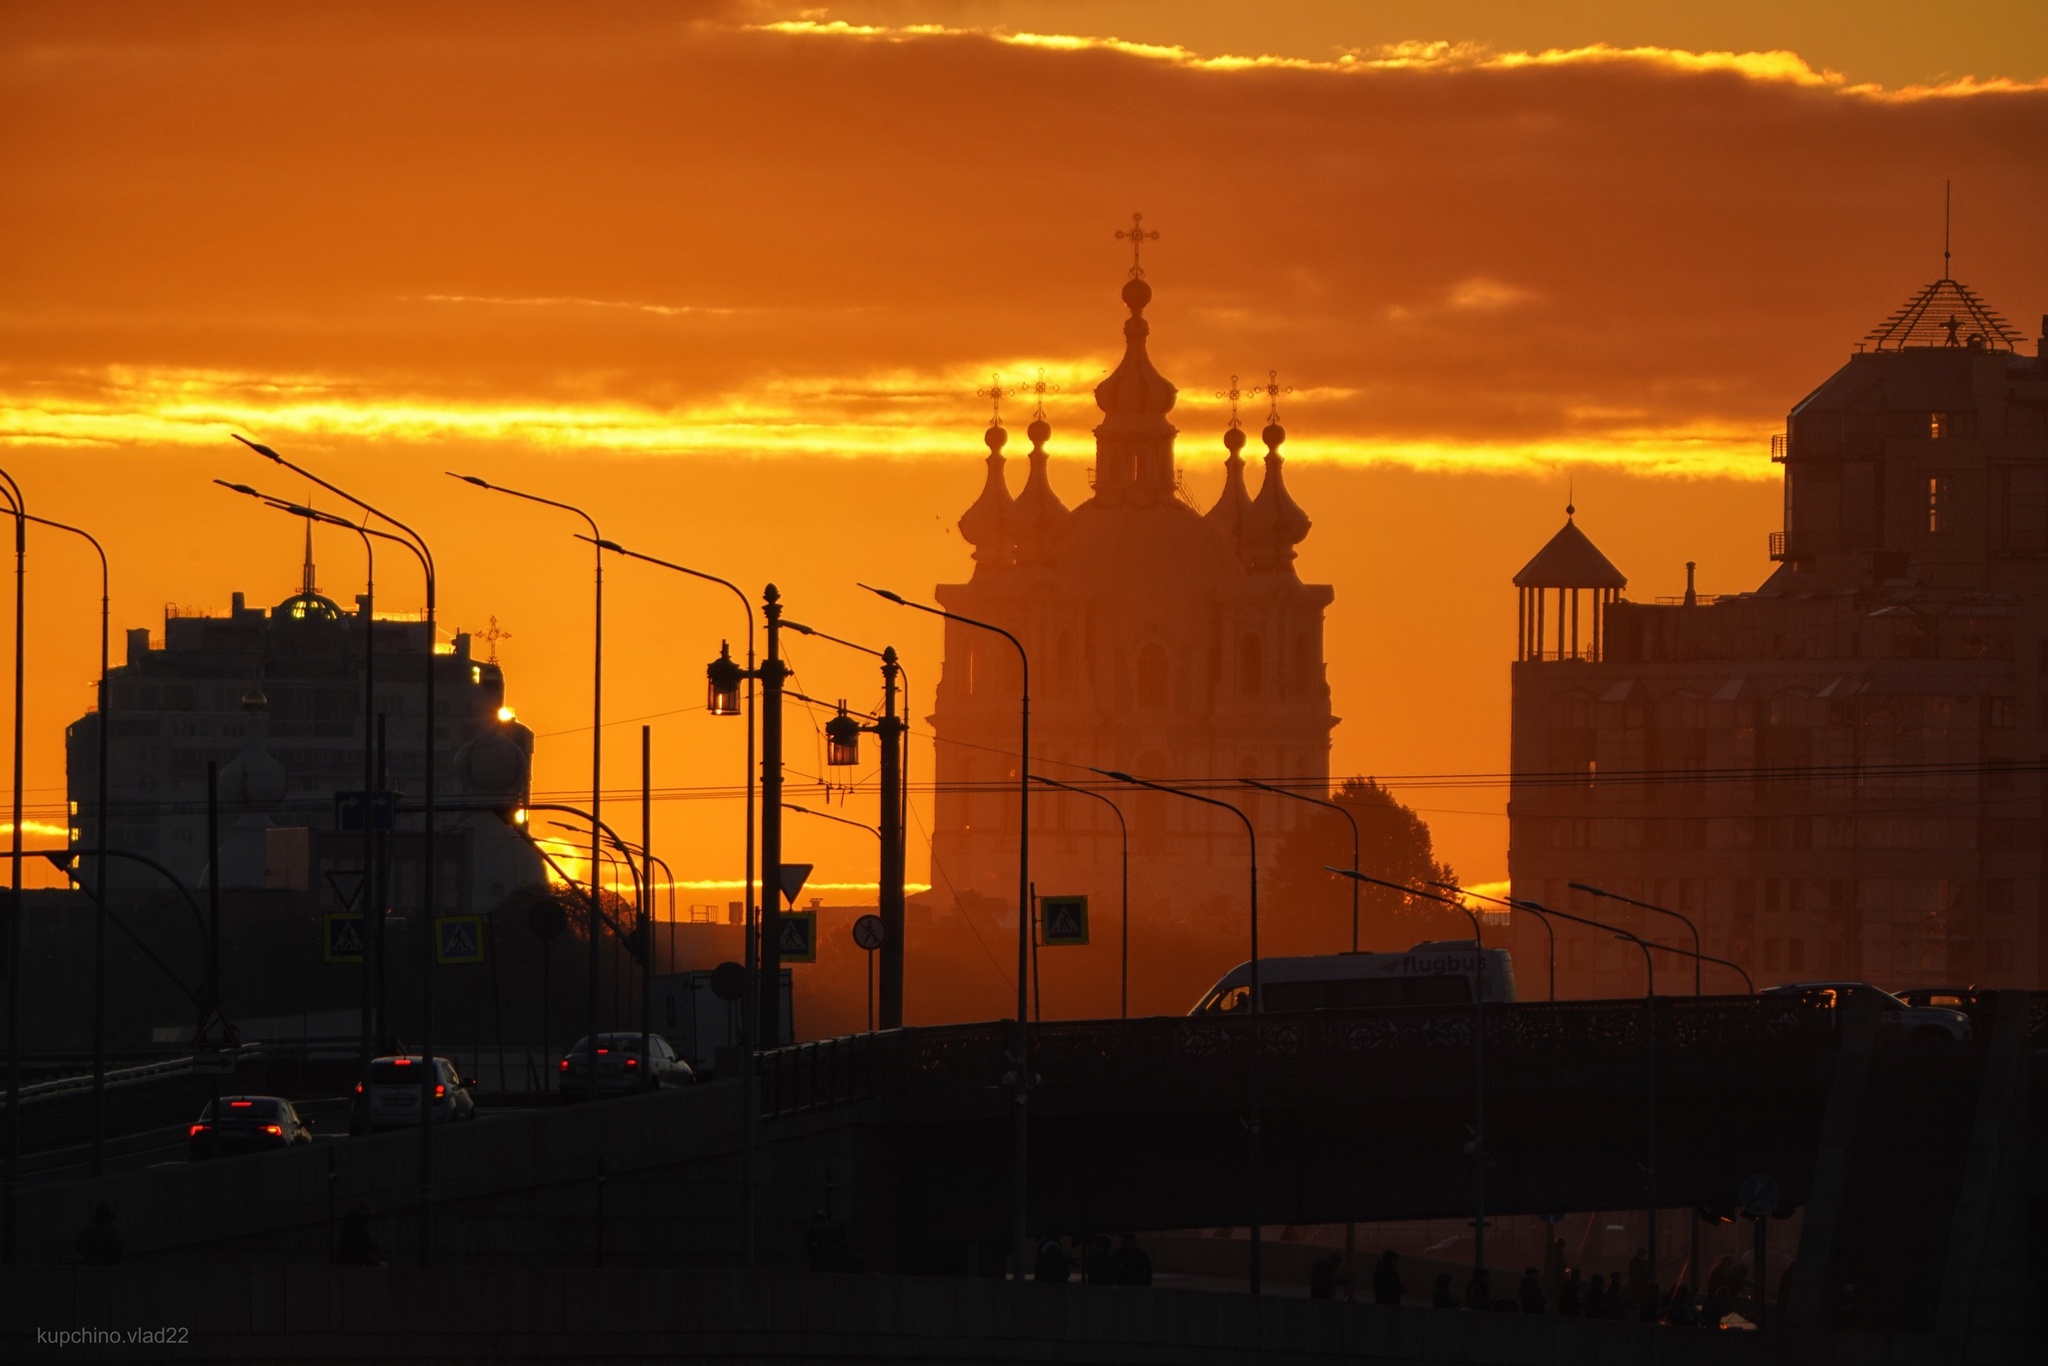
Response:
[[625, 1057, 638, 1068], [597, 1048, 609, 1055], [230, 1099, 254, 1108], [354, 1082, 363, 1094], [262, 1124, 282, 1136], [559, 1059, 569, 1071], [434, 1083, 446, 1099], [189, 1123, 208, 1137]]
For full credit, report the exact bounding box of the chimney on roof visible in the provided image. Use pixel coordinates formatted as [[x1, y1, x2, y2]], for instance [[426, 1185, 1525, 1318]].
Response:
[[1684, 562, 1698, 608]]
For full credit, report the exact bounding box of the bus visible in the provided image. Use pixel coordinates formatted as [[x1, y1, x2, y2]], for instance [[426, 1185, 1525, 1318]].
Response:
[[1190, 941, 1517, 1014]]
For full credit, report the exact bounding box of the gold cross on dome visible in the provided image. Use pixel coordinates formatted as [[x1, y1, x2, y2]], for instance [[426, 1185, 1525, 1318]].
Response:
[[1255, 369, 1293, 421], [477, 615, 513, 665], [1024, 367, 1061, 420], [1115, 212, 1159, 277], [976, 374, 1011, 427], [1216, 374, 1245, 429]]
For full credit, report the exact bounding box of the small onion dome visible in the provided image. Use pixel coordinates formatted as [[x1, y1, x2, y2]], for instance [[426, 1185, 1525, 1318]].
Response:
[[1242, 422, 1311, 572], [957, 423, 1016, 567], [1011, 415, 1072, 566], [1206, 425, 1255, 549], [1094, 276, 1178, 428]]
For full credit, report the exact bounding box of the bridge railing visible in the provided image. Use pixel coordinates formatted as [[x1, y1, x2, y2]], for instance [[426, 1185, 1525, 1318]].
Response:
[[754, 995, 1845, 1117]]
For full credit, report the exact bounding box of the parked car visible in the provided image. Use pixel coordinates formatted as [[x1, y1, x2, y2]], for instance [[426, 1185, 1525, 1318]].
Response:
[[1760, 982, 1972, 1045], [558, 1033, 694, 1097], [355, 1055, 476, 1128], [189, 1095, 313, 1160]]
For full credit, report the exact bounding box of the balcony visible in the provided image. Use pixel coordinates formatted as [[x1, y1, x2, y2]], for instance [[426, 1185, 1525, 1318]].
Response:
[[1768, 531, 1787, 561], [1770, 433, 1788, 463]]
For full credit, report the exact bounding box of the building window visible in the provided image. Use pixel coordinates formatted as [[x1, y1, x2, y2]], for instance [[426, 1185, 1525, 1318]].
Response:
[[1926, 475, 1948, 533], [1237, 633, 1262, 700], [1931, 412, 1949, 439], [1988, 697, 2017, 729], [1135, 643, 1169, 709]]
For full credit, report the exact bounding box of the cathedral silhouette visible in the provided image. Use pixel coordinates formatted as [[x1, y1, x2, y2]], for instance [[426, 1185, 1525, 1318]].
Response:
[[927, 260, 1337, 935]]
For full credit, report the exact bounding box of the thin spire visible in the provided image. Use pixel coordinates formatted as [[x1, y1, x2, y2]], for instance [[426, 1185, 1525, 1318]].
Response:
[[976, 373, 1011, 428], [1567, 478, 1575, 519], [1116, 211, 1159, 278], [1944, 179, 1952, 279], [300, 519, 317, 596], [1217, 374, 1244, 430]]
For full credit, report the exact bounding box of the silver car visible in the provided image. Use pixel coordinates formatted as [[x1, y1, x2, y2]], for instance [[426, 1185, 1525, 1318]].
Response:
[[1761, 982, 1972, 1046], [558, 1033, 694, 1097], [356, 1055, 477, 1128]]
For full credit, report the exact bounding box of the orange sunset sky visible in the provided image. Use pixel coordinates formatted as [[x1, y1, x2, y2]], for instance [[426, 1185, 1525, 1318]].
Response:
[[3, 1, 2046, 904]]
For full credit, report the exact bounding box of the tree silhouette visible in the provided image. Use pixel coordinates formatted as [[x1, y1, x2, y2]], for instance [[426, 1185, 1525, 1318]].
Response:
[[1266, 777, 1463, 953]]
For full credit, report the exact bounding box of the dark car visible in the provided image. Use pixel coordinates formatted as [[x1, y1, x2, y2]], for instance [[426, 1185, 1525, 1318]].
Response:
[[1761, 982, 1972, 1045], [189, 1095, 313, 1160], [355, 1055, 477, 1129], [1894, 986, 1985, 1012], [559, 1033, 694, 1097]]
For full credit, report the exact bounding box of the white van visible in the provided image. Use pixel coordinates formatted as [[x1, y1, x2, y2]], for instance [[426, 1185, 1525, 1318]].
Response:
[[1191, 941, 1517, 1014]]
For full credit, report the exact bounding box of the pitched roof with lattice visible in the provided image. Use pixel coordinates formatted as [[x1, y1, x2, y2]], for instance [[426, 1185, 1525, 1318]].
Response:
[[1514, 516, 1626, 589], [1863, 277, 2022, 352]]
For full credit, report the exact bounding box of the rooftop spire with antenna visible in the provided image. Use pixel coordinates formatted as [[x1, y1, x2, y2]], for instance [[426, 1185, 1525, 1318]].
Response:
[[299, 518, 317, 596], [1944, 178, 1952, 279]]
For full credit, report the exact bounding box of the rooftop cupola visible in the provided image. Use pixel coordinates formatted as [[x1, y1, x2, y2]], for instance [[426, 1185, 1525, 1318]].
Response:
[[1092, 218, 1180, 507], [1011, 386, 1072, 566], [957, 417, 1016, 570], [1240, 374, 1311, 572], [1513, 501, 1627, 662], [1205, 385, 1254, 555]]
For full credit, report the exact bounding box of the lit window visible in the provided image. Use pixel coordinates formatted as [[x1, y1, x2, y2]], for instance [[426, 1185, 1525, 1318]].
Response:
[[1927, 475, 1948, 533], [1931, 412, 1948, 439], [497, 706, 516, 723]]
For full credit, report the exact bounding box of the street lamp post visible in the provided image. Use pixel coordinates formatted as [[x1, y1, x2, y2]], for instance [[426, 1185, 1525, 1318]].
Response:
[[23, 515, 109, 1174], [1240, 778, 1359, 952], [216, 483, 387, 1124], [585, 537, 760, 1264], [234, 436, 439, 1263], [864, 585, 1031, 1280], [0, 465, 25, 1262], [1099, 768, 1264, 1294], [1429, 881, 1555, 1001], [1571, 882, 1704, 995], [449, 475, 605, 1107], [1328, 869, 1490, 1295], [1516, 897, 1660, 1293], [1029, 776, 1128, 1019], [786, 619, 909, 1028]]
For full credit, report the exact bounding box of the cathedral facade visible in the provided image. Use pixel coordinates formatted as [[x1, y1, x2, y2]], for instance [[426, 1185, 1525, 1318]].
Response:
[[927, 270, 1337, 931]]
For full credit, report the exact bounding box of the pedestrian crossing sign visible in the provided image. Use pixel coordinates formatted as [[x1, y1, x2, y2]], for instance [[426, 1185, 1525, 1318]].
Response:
[[1040, 896, 1089, 947], [435, 915, 486, 965], [777, 910, 817, 964], [324, 913, 366, 964]]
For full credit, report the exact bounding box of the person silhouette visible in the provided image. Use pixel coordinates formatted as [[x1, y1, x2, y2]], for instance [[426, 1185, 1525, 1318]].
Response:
[[1372, 1249, 1404, 1306], [1034, 1237, 1072, 1283], [1518, 1267, 1546, 1315], [334, 1201, 384, 1267], [1583, 1271, 1607, 1319], [1110, 1234, 1151, 1287], [1559, 1266, 1582, 1318], [74, 1205, 121, 1265], [1431, 1271, 1458, 1309]]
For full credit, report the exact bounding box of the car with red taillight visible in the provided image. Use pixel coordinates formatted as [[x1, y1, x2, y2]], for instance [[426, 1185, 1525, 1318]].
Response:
[[189, 1095, 313, 1159], [355, 1055, 477, 1128], [558, 1033, 693, 1097]]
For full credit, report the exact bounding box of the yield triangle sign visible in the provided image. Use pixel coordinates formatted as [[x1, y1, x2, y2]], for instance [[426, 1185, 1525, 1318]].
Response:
[[777, 862, 814, 905], [326, 868, 366, 910]]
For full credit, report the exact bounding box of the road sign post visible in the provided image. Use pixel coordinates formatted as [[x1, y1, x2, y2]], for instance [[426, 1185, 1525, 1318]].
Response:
[[1039, 896, 1089, 946], [852, 914, 886, 1031], [324, 914, 368, 964], [777, 911, 817, 965], [435, 915, 486, 966]]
